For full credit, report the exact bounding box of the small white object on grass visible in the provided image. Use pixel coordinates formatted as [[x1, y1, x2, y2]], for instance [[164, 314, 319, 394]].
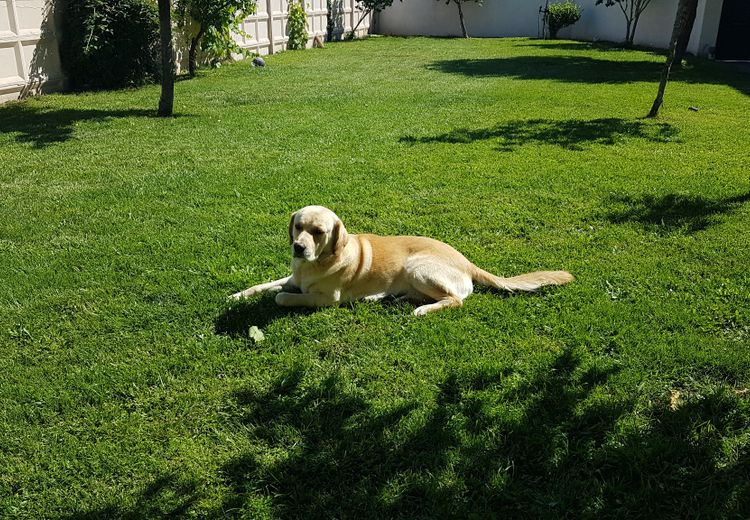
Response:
[[248, 326, 265, 343]]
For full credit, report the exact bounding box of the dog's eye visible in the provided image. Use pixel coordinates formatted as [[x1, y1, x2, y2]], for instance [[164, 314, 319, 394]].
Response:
[[295, 224, 302, 231], [311, 228, 323, 235]]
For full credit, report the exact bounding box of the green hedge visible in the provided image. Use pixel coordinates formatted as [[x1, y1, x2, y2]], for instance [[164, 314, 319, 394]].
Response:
[[59, 0, 160, 90]]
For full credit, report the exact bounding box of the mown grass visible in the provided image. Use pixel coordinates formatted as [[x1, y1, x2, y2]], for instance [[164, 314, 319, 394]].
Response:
[[1, 37, 749, 518]]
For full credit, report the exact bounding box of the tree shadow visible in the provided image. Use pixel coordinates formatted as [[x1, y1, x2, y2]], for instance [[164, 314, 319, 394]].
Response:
[[592, 387, 750, 517], [211, 349, 628, 517], [63, 349, 750, 518], [428, 55, 661, 83], [0, 103, 164, 148], [215, 294, 310, 338], [64, 473, 200, 519], [215, 352, 750, 518], [605, 191, 750, 234], [401, 117, 679, 151], [427, 55, 750, 97], [511, 39, 664, 55]]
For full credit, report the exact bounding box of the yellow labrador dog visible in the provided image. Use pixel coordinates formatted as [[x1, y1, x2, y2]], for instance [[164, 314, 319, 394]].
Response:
[[230, 205, 573, 316]]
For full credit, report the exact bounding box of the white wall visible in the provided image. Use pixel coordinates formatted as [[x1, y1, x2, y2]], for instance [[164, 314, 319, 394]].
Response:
[[0, 0, 63, 104], [377, 0, 724, 56]]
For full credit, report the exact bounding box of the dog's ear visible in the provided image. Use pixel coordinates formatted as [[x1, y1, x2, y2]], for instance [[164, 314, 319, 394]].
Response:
[[288, 212, 297, 245], [331, 219, 348, 256]]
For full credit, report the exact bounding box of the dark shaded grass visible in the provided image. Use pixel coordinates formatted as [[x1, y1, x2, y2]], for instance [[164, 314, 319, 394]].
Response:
[[427, 54, 750, 96], [400, 117, 679, 151], [67, 355, 750, 519], [605, 191, 750, 234], [0, 105, 161, 148]]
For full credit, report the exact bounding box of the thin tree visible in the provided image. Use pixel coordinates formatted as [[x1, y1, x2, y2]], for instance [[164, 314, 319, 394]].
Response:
[[175, 0, 256, 77], [595, 0, 654, 47], [349, 0, 395, 38], [158, 0, 175, 117], [673, 0, 698, 66], [438, 0, 482, 38], [647, 0, 691, 117]]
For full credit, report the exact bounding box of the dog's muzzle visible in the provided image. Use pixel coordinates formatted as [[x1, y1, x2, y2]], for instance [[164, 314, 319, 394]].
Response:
[[293, 243, 306, 258]]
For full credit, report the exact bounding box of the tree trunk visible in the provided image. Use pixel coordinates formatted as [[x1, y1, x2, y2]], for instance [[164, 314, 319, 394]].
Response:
[[456, 1, 468, 38], [157, 0, 174, 117], [188, 26, 204, 78], [647, 0, 689, 118], [349, 8, 371, 39], [624, 17, 632, 46], [673, 0, 698, 66]]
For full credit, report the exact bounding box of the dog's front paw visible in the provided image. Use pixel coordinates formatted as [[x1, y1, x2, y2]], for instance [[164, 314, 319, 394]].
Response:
[[229, 289, 253, 301]]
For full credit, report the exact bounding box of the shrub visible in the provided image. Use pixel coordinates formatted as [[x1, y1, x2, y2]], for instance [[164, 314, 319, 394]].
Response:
[[174, 0, 257, 77], [59, 0, 160, 90], [287, 0, 308, 50], [547, 1, 582, 39]]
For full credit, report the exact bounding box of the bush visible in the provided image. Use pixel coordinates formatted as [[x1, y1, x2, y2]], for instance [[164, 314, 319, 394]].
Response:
[[287, 0, 308, 50], [547, 1, 582, 39], [174, 0, 257, 76], [59, 0, 160, 90]]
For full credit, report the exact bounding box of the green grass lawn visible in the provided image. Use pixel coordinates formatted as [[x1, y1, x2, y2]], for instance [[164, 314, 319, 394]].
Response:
[[1, 36, 749, 518]]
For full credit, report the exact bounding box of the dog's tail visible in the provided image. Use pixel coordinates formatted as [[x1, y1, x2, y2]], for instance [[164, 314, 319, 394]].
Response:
[[471, 266, 574, 293]]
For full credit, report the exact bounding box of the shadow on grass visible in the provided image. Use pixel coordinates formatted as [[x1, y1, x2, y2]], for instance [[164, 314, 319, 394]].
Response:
[[215, 290, 541, 338], [511, 39, 665, 55], [212, 350, 750, 518], [68, 473, 200, 519], [215, 295, 310, 337], [400, 117, 678, 151], [65, 348, 750, 518], [605, 191, 750, 234], [0, 103, 177, 148], [216, 349, 621, 518], [427, 55, 750, 96]]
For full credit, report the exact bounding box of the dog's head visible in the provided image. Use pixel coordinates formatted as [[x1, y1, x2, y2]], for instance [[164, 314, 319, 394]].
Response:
[[288, 206, 348, 262]]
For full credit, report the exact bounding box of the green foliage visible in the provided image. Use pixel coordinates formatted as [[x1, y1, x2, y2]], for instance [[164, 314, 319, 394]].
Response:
[[58, 0, 160, 90], [547, 1, 582, 39], [355, 0, 395, 12], [287, 0, 309, 50], [175, 0, 257, 63]]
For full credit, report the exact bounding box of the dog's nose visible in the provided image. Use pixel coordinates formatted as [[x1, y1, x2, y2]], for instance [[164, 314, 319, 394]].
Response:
[[293, 243, 306, 257]]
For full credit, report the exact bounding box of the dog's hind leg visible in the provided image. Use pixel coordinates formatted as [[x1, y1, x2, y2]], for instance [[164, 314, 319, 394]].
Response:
[[408, 260, 473, 316], [413, 295, 463, 316]]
